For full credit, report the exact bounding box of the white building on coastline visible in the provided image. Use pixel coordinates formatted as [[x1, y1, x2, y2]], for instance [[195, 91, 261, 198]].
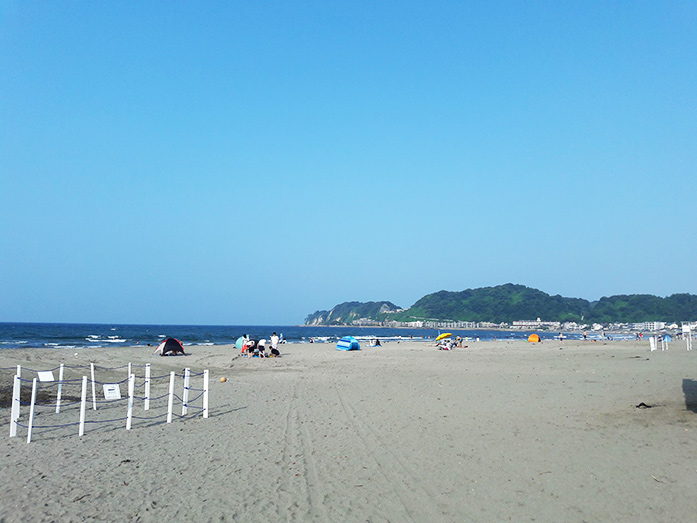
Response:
[[512, 319, 561, 330]]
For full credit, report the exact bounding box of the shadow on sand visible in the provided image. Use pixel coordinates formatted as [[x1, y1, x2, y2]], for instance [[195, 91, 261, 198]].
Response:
[[682, 379, 697, 413]]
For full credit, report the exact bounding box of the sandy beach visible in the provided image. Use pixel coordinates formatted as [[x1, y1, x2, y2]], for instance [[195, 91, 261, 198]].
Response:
[[1, 339, 697, 522]]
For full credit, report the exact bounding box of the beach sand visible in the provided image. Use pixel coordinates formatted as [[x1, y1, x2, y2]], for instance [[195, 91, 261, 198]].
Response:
[[1, 339, 697, 522]]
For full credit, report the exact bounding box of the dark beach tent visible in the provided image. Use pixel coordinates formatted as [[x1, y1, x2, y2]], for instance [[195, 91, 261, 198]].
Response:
[[336, 336, 361, 351], [154, 338, 186, 356], [527, 333, 541, 343]]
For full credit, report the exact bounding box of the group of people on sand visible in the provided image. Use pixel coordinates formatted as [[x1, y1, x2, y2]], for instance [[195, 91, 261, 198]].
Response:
[[240, 332, 282, 358], [437, 336, 468, 350]]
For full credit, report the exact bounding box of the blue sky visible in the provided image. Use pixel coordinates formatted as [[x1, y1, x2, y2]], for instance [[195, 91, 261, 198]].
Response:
[[1, 2, 696, 325]]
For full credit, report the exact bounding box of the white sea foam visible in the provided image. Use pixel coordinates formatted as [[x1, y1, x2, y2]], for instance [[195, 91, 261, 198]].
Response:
[[44, 343, 78, 349]]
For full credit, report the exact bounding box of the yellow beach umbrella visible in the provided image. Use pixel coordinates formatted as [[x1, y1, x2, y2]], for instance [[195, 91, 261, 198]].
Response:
[[436, 333, 452, 341]]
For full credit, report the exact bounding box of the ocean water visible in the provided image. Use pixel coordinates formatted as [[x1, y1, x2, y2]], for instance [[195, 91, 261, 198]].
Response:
[[0, 322, 603, 350]]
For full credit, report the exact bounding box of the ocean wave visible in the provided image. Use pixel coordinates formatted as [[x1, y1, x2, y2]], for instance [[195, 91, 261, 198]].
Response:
[[44, 343, 79, 349]]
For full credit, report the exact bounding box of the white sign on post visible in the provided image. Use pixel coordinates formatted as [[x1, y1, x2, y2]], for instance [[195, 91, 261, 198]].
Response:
[[37, 371, 55, 382], [103, 384, 122, 400]]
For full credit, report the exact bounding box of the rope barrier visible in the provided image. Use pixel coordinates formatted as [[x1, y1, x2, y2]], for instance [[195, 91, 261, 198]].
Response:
[[7, 364, 210, 443], [84, 417, 129, 424]]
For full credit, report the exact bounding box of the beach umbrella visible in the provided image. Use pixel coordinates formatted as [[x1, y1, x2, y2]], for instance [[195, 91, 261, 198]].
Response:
[[436, 333, 452, 341]]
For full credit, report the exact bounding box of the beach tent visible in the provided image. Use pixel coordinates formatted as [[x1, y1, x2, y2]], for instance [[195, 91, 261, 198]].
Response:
[[336, 336, 361, 351], [527, 334, 541, 343], [235, 336, 246, 349], [154, 337, 186, 356]]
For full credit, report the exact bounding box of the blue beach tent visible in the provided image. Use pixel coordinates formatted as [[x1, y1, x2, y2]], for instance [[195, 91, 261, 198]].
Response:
[[336, 336, 361, 351]]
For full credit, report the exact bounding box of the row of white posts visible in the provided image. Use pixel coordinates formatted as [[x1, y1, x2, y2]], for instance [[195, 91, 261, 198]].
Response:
[[9, 364, 209, 443], [649, 325, 693, 352]]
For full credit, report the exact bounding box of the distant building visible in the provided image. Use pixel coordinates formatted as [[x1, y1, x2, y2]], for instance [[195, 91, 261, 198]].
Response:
[[478, 322, 506, 329], [630, 322, 666, 332], [424, 320, 476, 329], [512, 319, 561, 330]]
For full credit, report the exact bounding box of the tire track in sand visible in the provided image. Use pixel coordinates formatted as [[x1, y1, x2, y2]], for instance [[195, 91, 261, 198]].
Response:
[[330, 379, 443, 522], [276, 377, 329, 521]]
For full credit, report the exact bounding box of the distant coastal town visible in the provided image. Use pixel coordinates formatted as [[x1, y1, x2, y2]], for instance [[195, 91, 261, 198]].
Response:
[[348, 317, 692, 334]]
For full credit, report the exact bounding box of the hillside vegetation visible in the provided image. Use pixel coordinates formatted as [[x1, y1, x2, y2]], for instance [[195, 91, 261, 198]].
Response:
[[305, 301, 401, 326], [304, 284, 697, 325]]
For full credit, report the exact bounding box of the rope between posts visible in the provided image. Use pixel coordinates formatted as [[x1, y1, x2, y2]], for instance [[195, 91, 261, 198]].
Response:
[[19, 421, 82, 429], [19, 398, 84, 408], [84, 417, 129, 424], [149, 392, 170, 401], [186, 391, 205, 404], [7, 364, 210, 442]]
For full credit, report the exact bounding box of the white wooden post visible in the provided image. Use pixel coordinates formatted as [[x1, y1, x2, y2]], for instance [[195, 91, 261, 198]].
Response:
[[144, 364, 151, 411], [203, 369, 209, 419], [9, 374, 20, 437], [90, 363, 97, 410], [56, 364, 64, 413], [126, 373, 135, 430], [27, 378, 38, 444], [128, 362, 132, 381], [167, 371, 175, 423], [181, 368, 191, 416], [16, 365, 21, 378], [684, 325, 693, 351], [79, 376, 87, 436]]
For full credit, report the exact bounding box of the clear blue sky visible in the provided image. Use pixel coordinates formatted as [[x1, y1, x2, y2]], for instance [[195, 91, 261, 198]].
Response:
[[1, 2, 696, 325]]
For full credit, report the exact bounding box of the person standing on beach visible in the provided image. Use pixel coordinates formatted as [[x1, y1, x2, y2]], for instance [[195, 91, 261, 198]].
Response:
[[271, 332, 279, 353]]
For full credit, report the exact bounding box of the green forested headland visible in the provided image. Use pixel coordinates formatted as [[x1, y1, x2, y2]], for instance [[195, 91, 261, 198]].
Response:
[[304, 284, 697, 325]]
